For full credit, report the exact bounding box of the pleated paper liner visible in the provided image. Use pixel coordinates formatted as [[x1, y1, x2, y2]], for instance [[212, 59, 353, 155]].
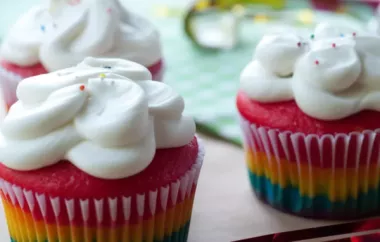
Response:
[[239, 115, 380, 219], [0, 141, 204, 242]]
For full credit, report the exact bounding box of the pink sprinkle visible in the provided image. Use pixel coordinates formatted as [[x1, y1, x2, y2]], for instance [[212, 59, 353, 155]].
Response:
[[353, 32, 357, 37], [332, 43, 336, 48], [297, 42, 301, 47], [315, 60, 319, 65], [107, 8, 112, 13]]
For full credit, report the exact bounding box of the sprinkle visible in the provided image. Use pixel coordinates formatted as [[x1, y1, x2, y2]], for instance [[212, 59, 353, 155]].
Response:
[[298, 9, 314, 25], [332, 43, 336, 48], [297, 42, 302, 47], [79, 85, 85, 91], [99, 73, 106, 78], [103, 66, 112, 69], [231, 4, 246, 17], [40, 25, 46, 32], [107, 8, 112, 13], [315, 60, 319, 65], [340, 33, 344, 37], [310, 34, 315, 40], [352, 32, 357, 37]]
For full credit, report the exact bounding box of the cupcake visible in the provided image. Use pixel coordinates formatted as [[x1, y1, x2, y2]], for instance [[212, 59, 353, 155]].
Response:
[[0, 0, 163, 111], [0, 58, 202, 242], [237, 23, 380, 219]]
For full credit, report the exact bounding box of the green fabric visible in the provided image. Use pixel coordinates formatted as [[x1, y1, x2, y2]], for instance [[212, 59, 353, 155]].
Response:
[[0, 0, 375, 146]]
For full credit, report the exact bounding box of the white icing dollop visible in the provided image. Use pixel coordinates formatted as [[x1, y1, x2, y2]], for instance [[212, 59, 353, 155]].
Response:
[[368, 5, 380, 35], [255, 34, 305, 77], [0, 0, 161, 71], [0, 58, 195, 179], [240, 23, 380, 120]]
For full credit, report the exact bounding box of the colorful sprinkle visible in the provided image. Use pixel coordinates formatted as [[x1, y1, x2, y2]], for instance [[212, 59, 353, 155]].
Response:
[[40, 25, 46, 32], [315, 60, 319, 65], [107, 8, 112, 13], [99, 73, 106, 78], [340, 33, 344, 37], [298, 9, 314, 25], [297, 42, 302, 47], [79, 85, 85, 91], [353, 32, 357, 37], [310, 34, 315, 40], [332, 43, 336, 48]]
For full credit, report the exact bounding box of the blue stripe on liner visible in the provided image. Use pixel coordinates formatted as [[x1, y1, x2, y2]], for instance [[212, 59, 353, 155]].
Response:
[[248, 171, 380, 219]]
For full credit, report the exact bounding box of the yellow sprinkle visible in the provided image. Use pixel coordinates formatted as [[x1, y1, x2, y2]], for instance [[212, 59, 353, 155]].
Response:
[[253, 14, 269, 23], [99, 73, 106, 78], [231, 4, 245, 17], [195, 0, 210, 11], [154, 5, 170, 17], [298, 9, 314, 25]]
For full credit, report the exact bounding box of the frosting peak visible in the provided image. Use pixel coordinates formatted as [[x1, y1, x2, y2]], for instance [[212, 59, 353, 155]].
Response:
[[241, 23, 380, 120], [0, 58, 195, 179], [255, 34, 304, 77], [0, 0, 161, 71]]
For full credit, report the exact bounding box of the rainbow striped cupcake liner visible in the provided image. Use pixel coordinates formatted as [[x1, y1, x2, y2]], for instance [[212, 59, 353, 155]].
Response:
[[0, 142, 204, 242], [239, 116, 380, 219]]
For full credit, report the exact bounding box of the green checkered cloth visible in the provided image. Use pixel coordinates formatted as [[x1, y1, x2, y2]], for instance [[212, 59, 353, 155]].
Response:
[[0, 0, 375, 145]]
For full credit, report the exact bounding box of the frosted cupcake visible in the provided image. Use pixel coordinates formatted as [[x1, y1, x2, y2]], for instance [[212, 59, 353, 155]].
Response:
[[0, 58, 202, 242], [237, 23, 380, 219], [0, 0, 163, 111]]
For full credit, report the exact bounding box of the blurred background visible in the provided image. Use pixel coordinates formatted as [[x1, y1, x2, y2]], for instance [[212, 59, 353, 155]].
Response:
[[0, 0, 376, 146]]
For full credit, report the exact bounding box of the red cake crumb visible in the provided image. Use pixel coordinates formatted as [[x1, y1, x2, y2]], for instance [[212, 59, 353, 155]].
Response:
[[237, 91, 380, 135]]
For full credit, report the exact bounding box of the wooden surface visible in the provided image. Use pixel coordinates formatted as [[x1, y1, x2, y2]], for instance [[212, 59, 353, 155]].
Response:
[[0, 134, 342, 242]]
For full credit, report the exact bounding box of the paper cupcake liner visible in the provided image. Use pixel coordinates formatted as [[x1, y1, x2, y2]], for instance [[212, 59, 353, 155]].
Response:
[[0, 140, 204, 242], [239, 115, 380, 219]]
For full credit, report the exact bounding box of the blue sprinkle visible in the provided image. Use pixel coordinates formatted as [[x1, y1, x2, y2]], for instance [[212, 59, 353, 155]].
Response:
[[340, 33, 344, 37], [40, 25, 46, 32], [103, 66, 112, 69]]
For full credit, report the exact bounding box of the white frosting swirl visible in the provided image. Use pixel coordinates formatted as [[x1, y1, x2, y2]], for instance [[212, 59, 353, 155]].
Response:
[[368, 5, 380, 35], [0, 0, 161, 71], [0, 58, 195, 179], [240, 23, 380, 120]]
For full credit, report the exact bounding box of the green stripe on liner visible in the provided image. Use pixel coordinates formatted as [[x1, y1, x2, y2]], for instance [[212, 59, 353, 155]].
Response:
[[10, 221, 191, 242], [248, 171, 380, 217]]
